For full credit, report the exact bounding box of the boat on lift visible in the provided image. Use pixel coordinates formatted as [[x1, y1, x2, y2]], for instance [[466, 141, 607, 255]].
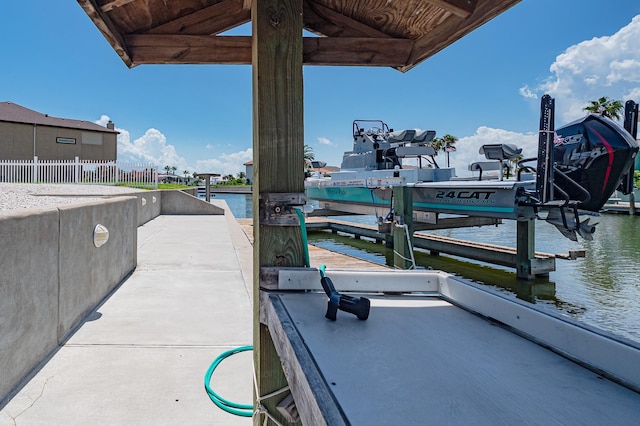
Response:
[[305, 95, 639, 240]]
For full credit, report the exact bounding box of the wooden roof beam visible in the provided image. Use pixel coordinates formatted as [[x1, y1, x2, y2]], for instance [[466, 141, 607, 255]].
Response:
[[126, 34, 413, 67], [77, 0, 134, 67], [303, 1, 392, 38], [145, 0, 251, 36], [303, 37, 413, 67], [126, 34, 252, 65], [426, 0, 478, 19]]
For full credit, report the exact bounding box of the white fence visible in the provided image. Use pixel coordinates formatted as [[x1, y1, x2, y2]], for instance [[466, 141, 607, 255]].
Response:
[[0, 156, 158, 189]]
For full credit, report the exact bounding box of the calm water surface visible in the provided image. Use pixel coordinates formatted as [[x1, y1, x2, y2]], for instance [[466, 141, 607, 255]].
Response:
[[211, 193, 640, 343]]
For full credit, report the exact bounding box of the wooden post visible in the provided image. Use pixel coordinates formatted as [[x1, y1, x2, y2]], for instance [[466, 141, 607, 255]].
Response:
[[516, 219, 535, 280], [252, 0, 304, 424], [392, 185, 414, 269]]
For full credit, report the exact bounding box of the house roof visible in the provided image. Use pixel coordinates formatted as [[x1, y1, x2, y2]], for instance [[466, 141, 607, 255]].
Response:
[[0, 102, 118, 134], [78, 0, 521, 72]]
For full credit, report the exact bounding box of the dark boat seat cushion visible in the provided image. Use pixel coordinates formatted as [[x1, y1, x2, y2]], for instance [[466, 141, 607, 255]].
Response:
[[388, 130, 415, 144], [413, 130, 436, 144], [479, 143, 522, 161]]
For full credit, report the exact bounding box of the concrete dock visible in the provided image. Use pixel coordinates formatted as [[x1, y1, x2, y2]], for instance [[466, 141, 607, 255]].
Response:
[[5, 197, 640, 425], [1, 212, 254, 425]]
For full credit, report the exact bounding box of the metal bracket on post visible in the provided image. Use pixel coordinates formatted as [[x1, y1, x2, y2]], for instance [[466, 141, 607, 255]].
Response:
[[259, 192, 307, 226]]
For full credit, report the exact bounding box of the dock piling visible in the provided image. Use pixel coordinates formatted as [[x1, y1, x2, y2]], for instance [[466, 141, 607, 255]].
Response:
[[392, 186, 414, 269]]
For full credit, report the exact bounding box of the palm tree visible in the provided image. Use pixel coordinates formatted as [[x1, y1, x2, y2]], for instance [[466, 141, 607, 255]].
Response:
[[442, 134, 458, 167], [183, 170, 190, 185], [427, 137, 443, 168], [304, 144, 315, 162], [505, 153, 524, 179], [427, 134, 458, 168], [170, 166, 177, 175], [584, 96, 624, 120], [163, 165, 171, 174]]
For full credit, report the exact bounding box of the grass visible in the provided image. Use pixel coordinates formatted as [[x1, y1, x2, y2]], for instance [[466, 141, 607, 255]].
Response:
[[157, 183, 191, 190], [116, 182, 192, 190]]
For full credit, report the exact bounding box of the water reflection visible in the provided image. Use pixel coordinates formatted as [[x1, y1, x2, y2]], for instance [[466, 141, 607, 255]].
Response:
[[575, 215, 640, 340]]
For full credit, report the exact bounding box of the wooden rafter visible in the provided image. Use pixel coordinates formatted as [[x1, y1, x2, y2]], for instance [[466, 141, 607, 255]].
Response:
[[399, 0, 518, 72], [79, 0, 521, 70], [426, 0, 478, 19], [145, 0, 251, 36], [78, 0, 133, 66], [303, 1, 391, 38], [100, 0, 137, 13]]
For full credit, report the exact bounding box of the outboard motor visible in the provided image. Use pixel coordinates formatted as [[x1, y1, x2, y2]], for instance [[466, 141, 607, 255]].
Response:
[[527, 95, 638, 241], [553, 114, 638, 211]]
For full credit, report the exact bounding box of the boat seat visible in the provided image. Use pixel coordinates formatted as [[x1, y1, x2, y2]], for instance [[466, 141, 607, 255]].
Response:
[[388, 130, 415, 144], [413, 130, 436, 144], [396, 145, 436, 157], [479, 143, 522, 161], [469, 161, 503, 181]]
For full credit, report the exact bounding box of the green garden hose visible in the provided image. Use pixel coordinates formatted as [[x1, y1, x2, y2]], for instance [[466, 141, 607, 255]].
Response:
[[204, 345, 253, 417], [294, 207, 310, 267], [205, 208, 310, 417]]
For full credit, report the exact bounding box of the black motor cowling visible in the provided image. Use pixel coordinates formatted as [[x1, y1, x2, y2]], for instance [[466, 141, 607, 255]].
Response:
[[553, 114, 639, 211]]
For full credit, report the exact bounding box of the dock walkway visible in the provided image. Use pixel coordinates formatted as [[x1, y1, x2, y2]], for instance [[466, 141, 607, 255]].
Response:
[[1, 213, 254, 425], [1, 209, 387, 425], [5, 210, 640, 424]]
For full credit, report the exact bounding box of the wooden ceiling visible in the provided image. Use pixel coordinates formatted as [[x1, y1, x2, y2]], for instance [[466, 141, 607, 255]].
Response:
[[78, 0, 521, 72]]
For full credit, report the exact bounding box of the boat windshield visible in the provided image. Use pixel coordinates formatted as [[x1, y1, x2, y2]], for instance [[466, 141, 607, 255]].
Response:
[[352, 120, 390, 138]]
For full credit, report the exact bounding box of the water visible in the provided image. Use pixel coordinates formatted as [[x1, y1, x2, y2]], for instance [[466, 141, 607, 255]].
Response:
[[206, 193, 640, 343], [205, 192, 253, 218]]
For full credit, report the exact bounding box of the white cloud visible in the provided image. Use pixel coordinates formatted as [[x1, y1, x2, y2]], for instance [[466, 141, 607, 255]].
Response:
[[626, 86, 640, 101], [607, 59, 640, 85], [97, 115, 186, 169], [95, 115, 252, 176], [194, 148, 253, 177], [525, 15, 640, 123], [318, 136, 333, 145], [583, 75, 599, 85], [95, 115, 111, 127], [446, 127, 538, 177], [519, 85, 537, 99]]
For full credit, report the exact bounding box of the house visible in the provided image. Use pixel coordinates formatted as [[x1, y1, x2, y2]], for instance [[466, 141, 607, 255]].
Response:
[[244, 160, 253, 183], [0, 101, 118, 161]]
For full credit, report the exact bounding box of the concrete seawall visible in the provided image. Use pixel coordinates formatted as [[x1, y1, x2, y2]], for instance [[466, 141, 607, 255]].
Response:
[[161, 189, 224, 215], [57, 198, 138, 340], [0, 207, 60, 402], [0, 188, 224, 404], [0, 197, 138, 400]]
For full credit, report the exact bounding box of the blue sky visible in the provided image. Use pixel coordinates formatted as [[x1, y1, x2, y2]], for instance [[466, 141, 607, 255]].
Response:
[[1, 1, 639, 176]]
